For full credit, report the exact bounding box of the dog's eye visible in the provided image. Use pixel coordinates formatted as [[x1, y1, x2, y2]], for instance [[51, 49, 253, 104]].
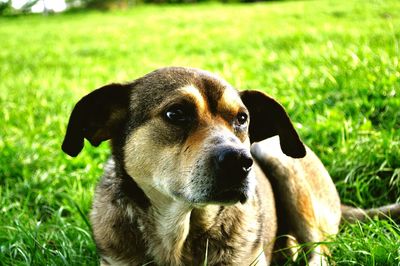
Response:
[[165, 105, 191, 125], [236, 112, 248, 125]]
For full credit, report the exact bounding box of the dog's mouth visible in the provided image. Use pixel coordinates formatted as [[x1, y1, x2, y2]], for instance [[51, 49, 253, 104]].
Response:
[[213, 188, 249, 204], [209, 180, 252, 205], [172, 169, 255, 205], [210, 170, 255, 205], [175, 183, 251, 205]]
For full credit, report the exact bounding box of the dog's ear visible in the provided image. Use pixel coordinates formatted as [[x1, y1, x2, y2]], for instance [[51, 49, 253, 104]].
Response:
[[62, 83, 131, 157], [240, 90, 306, 158]]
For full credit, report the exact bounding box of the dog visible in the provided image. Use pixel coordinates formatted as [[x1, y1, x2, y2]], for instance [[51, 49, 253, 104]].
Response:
[[62, 67, 400, 265]]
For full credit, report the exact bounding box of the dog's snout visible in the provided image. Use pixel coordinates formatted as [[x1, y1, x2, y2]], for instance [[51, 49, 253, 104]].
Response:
[[216, 150, 253, 173], [214, 148, 253, 180], [241, 155, 254, 172]]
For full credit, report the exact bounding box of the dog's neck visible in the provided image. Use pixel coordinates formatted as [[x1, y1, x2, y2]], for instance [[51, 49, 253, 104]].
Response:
[[132, 181, 222, 265], [148, 192, 192, 265]]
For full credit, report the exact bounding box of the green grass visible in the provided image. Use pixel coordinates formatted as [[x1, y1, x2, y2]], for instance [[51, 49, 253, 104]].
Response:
[[1, 0, 399, 264]]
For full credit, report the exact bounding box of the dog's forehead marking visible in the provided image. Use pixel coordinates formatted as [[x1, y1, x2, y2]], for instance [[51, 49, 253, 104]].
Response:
[[179, 85, 206, 112], [218, 86, 243, 113]]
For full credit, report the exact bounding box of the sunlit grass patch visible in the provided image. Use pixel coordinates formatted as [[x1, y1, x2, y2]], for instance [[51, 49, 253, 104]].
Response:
[[1, 0, 399, 264]]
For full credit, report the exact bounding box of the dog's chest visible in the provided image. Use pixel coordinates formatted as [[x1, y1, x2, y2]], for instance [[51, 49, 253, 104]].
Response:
[[128, 205, 265, 265], [182, 231, 263, 265], [183, 207, 267, 265]]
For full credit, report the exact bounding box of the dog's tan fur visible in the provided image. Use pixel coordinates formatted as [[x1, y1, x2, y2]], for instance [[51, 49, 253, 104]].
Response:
[[62, 67, 400, 265]]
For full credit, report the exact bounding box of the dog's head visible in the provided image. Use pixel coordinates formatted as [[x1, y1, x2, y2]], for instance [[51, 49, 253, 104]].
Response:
[[62, 67, 305, 205]]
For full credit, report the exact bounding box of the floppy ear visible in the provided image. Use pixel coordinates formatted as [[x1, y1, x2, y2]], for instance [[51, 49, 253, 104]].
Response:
[[62, 83, 131, 157], [240, 90, 306, 158]]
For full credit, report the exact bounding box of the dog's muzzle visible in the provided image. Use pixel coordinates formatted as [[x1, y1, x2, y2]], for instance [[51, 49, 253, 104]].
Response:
[[210, 146, 254, 204]]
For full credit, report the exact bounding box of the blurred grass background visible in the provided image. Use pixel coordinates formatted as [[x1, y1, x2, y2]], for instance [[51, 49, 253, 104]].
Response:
[[1, 0, 399, 264]]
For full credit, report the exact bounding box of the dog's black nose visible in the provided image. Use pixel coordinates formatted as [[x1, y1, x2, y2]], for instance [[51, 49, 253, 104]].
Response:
[[214, 148, 253, 180]]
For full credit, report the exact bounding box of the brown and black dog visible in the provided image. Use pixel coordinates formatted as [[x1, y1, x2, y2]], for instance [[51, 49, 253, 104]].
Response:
[[62, 67, 399, 265]]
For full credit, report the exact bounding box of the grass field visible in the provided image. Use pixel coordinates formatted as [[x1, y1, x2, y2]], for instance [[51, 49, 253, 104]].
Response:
[[1, 0, 399, 264]]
